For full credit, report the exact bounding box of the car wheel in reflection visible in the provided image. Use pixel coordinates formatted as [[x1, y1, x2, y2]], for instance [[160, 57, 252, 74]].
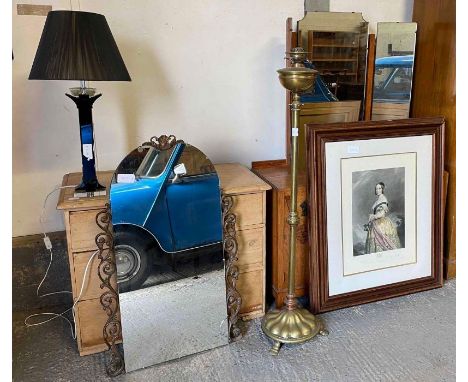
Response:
[[114, 230, 153, 293], [115, 244, 141, 283]]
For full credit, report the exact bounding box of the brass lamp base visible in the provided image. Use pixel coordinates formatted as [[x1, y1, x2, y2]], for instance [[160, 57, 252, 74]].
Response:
[[261, 296, 328, 355]]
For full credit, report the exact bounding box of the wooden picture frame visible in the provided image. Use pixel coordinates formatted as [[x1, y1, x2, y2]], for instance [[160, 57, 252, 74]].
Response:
[[306, 117, 444, 313]]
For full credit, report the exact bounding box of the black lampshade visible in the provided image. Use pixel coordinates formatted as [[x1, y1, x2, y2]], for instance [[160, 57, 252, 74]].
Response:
[[29, 10, 131, 81]]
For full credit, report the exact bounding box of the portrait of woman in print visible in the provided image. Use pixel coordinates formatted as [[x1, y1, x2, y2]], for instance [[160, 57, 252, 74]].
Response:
[[364, 182, 401, 254], [351, 166, 405, 257]]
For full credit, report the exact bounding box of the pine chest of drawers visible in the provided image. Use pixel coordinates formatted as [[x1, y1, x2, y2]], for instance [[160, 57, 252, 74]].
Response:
[[58, 164, 270, 355], [57, 171, 118, 356], [215, 163, 271, 319]]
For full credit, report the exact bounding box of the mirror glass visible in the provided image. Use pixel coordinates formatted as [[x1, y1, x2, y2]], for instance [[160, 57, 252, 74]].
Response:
[[371, 22, 417, 120], [297, 12, 369, 119], [111, 142, 228, 372]]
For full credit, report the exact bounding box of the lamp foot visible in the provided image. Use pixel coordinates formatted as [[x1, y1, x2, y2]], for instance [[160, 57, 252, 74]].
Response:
[[317, 318, 329, 336], [319, 326, 329, 336], [270, 341, 282, 356], [261, 297, 326, 355], [74, 180, 106, 197]]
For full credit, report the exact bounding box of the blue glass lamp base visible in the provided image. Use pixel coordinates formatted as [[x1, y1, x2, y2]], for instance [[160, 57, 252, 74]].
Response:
[[66, 91, 106, 197]]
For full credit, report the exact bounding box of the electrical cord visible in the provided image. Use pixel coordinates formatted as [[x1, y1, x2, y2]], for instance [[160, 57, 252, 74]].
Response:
[[36, 185, 75, 298], [36, 185, 76, 298], [25, 250, 99, 339], [24, 185, 100, 339]]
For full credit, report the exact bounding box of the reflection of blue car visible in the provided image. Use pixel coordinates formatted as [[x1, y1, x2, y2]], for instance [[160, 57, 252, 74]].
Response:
[[373, 55, 414, 103], [110, 142, 222, 291], [300, 61, 338, 103]]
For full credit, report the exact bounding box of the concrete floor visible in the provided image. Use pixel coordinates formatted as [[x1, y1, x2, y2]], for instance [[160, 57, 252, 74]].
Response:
[[13, 280, 455, 382]]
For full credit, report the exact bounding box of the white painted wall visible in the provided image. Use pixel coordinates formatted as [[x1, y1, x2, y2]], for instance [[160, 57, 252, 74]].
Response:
[[13, 0, 304, 237], [13, 0, 413, 237], [330, 0, 413, 34]]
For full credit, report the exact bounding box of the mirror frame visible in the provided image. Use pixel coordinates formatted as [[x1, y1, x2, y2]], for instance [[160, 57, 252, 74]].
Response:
[[96, 135, 242, 377]]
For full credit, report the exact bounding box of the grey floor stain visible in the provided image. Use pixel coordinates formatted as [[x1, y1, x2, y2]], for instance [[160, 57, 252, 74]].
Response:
[[13, 280, 455, 382]]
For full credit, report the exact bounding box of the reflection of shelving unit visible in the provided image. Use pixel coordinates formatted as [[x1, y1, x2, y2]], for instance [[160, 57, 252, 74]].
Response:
[[308, 31, 360, 86], [284, 15, 368, 161], [297, 12, 368, 99]]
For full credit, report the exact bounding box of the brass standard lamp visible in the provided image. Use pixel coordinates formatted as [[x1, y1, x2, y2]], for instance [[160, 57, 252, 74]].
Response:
[[261, 47, 328, 355]]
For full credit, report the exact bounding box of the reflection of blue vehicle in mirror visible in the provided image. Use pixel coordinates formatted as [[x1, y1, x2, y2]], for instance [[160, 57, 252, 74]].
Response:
[[110, 140, 223, 291], [373, 55, 414, 103], [300, 61, 339, 103]]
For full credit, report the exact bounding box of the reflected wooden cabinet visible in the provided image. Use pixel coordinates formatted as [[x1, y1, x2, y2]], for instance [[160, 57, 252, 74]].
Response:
[[372, 102, 411, 121]]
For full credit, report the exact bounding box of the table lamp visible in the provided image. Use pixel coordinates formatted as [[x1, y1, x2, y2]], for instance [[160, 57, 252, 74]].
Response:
[[29, 10, 131, 196]]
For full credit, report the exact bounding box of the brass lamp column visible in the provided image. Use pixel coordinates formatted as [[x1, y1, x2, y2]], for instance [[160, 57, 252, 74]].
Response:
[[261, 47, 328, 355]]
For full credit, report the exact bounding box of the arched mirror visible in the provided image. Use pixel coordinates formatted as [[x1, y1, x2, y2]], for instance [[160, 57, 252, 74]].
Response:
[[110, 139, 228, 372]]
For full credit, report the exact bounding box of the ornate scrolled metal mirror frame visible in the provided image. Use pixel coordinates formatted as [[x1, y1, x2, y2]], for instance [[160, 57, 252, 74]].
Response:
[[95, 135, 242, 377]]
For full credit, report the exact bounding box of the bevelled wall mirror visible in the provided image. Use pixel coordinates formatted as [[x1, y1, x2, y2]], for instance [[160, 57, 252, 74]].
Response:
[[110, 138, 229, 372], [371, 22, 417, 121], [293, 12, 369, 171], [297, 12, 369, 114]]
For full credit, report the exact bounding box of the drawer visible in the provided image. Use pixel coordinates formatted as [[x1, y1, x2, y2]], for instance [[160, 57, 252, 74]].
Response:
[[235, 227, 263, 268], [231, 193, 264, 228], [69, 210, 102, 252], [237, 269, 264, 316], [76, 298, 121, 352], [73, 251, 117, 301]]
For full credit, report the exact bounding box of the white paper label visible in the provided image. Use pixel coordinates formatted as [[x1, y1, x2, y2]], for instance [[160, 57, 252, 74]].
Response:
[[117, 173, 136, 183], [82, 144, 93, 161], [347, 145, 360, 154], [292, 128, 299, 137]]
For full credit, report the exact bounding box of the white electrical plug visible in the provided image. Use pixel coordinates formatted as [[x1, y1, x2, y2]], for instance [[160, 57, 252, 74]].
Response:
[[43, 236, 52, 250]]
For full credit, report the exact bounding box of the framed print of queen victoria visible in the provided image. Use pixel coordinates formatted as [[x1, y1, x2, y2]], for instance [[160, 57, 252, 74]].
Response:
[[306, 118, 444, 313]]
